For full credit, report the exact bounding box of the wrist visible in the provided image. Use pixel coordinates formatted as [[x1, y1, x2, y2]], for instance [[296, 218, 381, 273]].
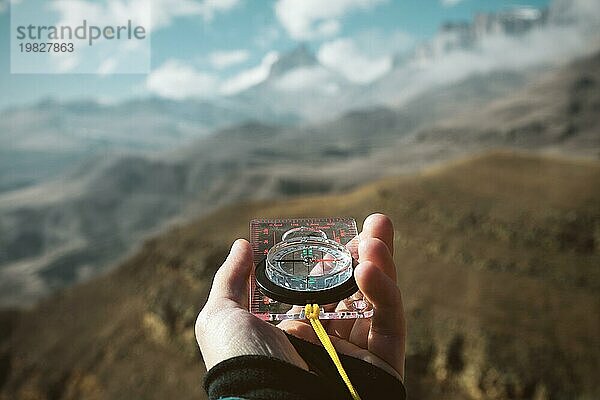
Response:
[[196, 307, 308, 371]]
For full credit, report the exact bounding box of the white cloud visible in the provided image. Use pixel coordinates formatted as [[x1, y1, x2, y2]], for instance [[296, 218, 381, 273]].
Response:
[[550, 0, 600, 28], [146, 60, 219, 99], [147, 51, 280, 99], [274, 0, 386, 40], [220, 51, 279, 95], [44, 0, 242, 73], [97, 58, 118, 75], [209, 49, 250, 69], [254, 25, 281, 48], [56, 54, 81, 73], [150, 0, 241, 27], [149, 0, 204, 29], [196, 0, 241, 22], [440, 0, 464, 7], [317, 37, 392, 83], [274, 66, 336, 92], [39, 0, 150, 73], [353, 29, 415, 56], [50, 0, 241, 33], [0, 0, 19, 13], [376, 9, 600, 108], [51, 0, 151, 30]]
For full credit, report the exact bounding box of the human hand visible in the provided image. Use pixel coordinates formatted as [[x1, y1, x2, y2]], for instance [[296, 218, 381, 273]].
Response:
[[195, 213, 406, 380], [195, 238, 309, 371], [278, 214, 406, 380]]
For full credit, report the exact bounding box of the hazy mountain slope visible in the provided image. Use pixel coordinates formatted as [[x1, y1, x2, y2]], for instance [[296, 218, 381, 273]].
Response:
[[0, 96, 298, 193], [413, 51, 600, 156], [2, 0, 597, 193], [0, 152, 598, 400], [1, 51, 599, 307]]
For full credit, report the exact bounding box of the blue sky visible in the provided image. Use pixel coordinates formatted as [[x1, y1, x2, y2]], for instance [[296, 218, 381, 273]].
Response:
[[0, 0, 550, 109]]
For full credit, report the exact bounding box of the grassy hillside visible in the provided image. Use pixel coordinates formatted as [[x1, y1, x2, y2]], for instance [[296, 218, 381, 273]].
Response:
[[1, 152, 599, 400]]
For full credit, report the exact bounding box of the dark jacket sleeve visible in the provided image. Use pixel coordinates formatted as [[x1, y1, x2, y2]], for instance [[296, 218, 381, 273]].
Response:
[[203, 333, 406, 400]]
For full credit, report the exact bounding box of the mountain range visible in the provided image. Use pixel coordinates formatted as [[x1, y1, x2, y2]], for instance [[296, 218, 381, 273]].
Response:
[[1, 151, 597, 399], [0, 48, 598, 307], [2, 0, 597, 193]]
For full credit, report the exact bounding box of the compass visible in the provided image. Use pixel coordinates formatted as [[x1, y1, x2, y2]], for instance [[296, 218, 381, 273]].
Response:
[[254, 226, 359, 305]]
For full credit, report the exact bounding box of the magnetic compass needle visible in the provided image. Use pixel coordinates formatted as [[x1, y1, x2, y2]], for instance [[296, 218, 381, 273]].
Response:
[[254, 227, 359, 305]]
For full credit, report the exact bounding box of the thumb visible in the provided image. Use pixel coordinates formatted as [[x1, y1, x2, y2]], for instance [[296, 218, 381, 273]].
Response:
[[207, 239, 254, 308]]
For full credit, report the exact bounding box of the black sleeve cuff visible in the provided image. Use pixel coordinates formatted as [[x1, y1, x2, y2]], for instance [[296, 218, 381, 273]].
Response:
[[286, 333, 406, 400], [204, 342, 406, 400], [203, 355, 339, 400]]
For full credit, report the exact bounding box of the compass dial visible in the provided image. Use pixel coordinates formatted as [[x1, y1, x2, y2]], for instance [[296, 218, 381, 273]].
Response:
[[266, 240, 352, 291], [255, 227, 359, 305]]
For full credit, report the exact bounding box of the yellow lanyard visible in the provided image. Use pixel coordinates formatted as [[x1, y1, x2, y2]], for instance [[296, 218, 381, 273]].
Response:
[[304, 304, 362, 400]]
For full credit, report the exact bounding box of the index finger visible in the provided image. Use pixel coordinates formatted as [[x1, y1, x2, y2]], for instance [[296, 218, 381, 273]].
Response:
[[360, 213, 394, 256], [355, 260, 406, 378]]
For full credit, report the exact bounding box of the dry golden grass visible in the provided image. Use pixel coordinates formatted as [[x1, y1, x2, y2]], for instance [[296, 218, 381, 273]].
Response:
[[1, 151, 598, 400]]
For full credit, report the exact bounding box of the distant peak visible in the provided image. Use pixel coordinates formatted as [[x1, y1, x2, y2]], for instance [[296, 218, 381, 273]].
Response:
[[34, 96, 59, 108], [268, 44, 318, 78]]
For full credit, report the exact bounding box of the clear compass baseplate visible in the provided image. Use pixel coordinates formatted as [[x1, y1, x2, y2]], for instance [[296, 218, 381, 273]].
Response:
[[249, 218, 373, 321]]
